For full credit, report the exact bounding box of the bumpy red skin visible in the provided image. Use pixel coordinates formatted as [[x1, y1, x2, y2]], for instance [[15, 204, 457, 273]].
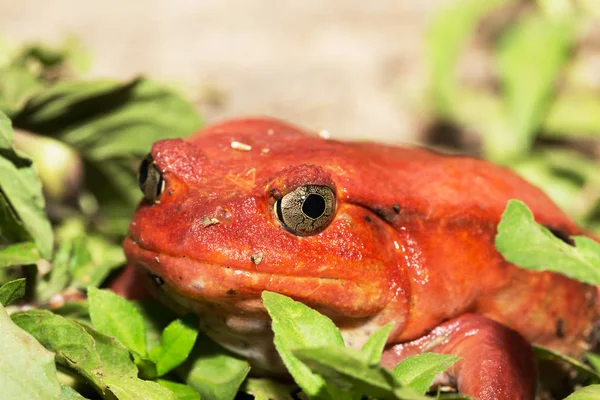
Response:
[[122, 118, 598, 399]]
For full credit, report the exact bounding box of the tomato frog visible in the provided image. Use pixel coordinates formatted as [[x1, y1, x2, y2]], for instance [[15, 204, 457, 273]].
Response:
[[118, 118, 599, 399]]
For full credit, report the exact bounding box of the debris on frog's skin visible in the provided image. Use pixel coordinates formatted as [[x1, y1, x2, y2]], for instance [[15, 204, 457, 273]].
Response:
[[150, 274, 165, 286], [318, 129, 331, 139], [251, 252, 263, 265], [154, 256, 160, 264], [261, 148, 270, 154], [202, 216, 220, 227], [393, 204, 400, 213], [230, 141, 252, 151]]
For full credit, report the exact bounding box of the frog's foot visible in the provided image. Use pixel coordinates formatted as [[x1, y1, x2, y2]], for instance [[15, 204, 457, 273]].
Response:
[[381, 314, 535, 400]]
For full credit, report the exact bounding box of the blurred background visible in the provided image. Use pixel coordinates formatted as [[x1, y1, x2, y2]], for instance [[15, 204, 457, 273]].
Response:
[[2, 0, 600, 232], [1, 0, 441, 142]]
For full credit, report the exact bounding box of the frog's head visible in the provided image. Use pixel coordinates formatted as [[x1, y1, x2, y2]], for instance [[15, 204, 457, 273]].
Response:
[[123, 118, 409, 371]]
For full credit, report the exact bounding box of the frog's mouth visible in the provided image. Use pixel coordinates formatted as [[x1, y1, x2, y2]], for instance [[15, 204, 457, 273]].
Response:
[[123, 236, 388, 319]]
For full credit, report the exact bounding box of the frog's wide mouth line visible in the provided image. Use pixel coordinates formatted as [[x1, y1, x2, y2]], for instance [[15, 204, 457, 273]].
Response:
[[123, 237, 387, 317]]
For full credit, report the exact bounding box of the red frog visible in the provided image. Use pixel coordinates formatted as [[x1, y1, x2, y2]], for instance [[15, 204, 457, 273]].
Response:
[[120, 117, 598, 399]]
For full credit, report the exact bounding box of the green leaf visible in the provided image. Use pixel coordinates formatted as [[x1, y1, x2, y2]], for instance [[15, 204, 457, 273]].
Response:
[[134, 300, 179, 350], [11, 309, 105, 390], [0, 303, 61, 400], [587, 353, 600, 372], [12, 308, 174, 399], [361, 323, 394, 365], [80, 322, 138, 377], [293, 346, 428, 400], [0, 241, 40, 267], [59, 385, 87, 400], [69, 235, 125, 289], [157, 379, 201, 400], [103, 375, 176, 400], [88, 287, 147, 355], [0, 277, 26, 305], [149, 314, 199, 376], [243, 378, 295, 400], [543, 90, 600, 137], [392, 353, 460, 394], [533, 345, 600, 383], [489, 14, 573, 161], [262, 291, 345, 399], [14, 78, 202, 159], [0, 111, 53, 259], [181, 333, 250, 400], [0, 67, 43, 117], [426, 0, 513, 116], [495, 199, 600, 285], [565, 384, 600, 399]]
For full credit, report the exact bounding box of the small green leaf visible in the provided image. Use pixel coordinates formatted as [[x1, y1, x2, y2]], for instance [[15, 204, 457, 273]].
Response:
[[0, 241, 39, 267], [564, 384, 600, 399], [243, 378, 295, 400], [495, 200, 600, 285], [392, 353, 460, 394], [88, 287, 147, 355], [181, 333, 250, 400], [361, 323, 394, 365], [149, 315, 199, 376], [0, 303, 61, 400], [293, 346, 428, 400], [587, 353, 600, 372], [262, 291, 345, 399], [157, 379, 201, 400], [0, 277, 26, 305], [534, 345, 600, 383]]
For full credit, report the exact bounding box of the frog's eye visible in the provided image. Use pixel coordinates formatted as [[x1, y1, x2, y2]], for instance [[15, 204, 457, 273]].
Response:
[[138, 154, 165, 203], [274, 185, 336, 236]]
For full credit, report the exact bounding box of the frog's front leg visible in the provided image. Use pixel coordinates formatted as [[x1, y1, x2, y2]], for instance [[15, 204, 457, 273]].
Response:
[[381, 314, 535, 400]]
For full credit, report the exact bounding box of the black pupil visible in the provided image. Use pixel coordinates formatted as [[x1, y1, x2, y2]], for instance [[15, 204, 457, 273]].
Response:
[[139, 159, 149, 185], [302, 194, 326, 219]]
